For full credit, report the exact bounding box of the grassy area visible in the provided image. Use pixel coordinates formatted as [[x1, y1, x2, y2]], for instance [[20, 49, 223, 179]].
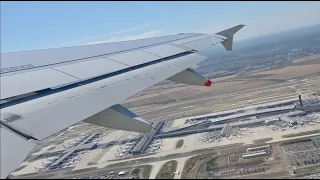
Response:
[[181, 153, 218, 179], [233, 170, 290, 179], [155, 160, 177, 179], [140, 99, 177, 107], [279, 137, 312, 146], [282, 130, 320, 138], [205, 155, 229, 171], [154, 99, 177, 105], [253, 138, 273, 144], [131, 165, 152, 179], [189, 143, 244, 155], [176, 139, 184, 149], [293, 58, 320, 66], [232, 74, 273, 80], [294, 164, 320, 174], [205, 155, 266, 172]]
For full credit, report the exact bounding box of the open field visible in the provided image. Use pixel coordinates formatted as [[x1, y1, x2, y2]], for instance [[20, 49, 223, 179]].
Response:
[[282, 130, 320, 138], [252, 138, 274, 144], [175, 139, 184, 149], [257, 64, 320, 79], [181, 153, 218, 179], [294, 164, 320, 174], [293, 58, 320, 66], [292, 54, 320, 63], [131, 165, 152, 179]]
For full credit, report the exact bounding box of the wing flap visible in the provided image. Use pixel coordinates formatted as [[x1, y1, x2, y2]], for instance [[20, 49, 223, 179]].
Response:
[[168, 68, 212, 86]]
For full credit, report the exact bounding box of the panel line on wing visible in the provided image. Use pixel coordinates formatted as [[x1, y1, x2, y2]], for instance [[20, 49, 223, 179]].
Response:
[[140, 50, 164, 58], [52, 68, 81, 80], [106, 58, 131, 66]]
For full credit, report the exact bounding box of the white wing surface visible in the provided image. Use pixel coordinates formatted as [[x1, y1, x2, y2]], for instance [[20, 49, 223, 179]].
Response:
[[0, 24, 244, 178]]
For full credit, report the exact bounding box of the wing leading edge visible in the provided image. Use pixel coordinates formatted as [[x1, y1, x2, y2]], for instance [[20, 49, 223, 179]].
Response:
[[0, 24, 244, 178]]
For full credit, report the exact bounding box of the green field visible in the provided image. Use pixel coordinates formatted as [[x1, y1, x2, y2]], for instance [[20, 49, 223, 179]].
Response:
[[176, 139, 184, 148], [294, 164, 320, 174], [181, 153, 218, 179], [253, 138, 273, 144], [155, 160, 177, 179], [131, 165, 152, 179]]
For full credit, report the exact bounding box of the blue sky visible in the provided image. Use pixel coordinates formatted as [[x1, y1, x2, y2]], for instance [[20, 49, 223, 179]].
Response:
[[1, 1, 320, 53]]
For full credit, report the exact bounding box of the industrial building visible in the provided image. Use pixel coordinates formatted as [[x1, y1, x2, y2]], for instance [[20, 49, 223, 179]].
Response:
[[49, 143, 97, 169], [264, 118, 279, 124], [284, 111, 307, 117], [242, 150, 269, 159], [132, 136, 149, 155], [247, 145, 270, 152], [131, 121, 164, 155], [47, 134, 100, 170], [156, 117, 286, 139], [279, 116, 297, 125], [190, 111, 236, 122], [256, 100, 297, 110]]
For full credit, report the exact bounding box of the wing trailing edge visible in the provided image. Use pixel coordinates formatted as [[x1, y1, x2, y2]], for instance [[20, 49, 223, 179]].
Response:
[[168, 68, 212, 87]]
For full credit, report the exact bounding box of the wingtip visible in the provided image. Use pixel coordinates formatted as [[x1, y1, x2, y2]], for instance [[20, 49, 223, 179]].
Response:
[[216, 24, 245, 38]]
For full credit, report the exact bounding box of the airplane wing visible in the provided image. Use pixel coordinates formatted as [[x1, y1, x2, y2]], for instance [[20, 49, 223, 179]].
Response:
[[0, 24, 244, 178]]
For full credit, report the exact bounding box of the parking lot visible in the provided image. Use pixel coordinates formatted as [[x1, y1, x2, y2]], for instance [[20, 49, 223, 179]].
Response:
[[303, 173, 320, 179], [282, 138, 320, 167], [291, 150, 320, 166], [210, 163, 270, 177]]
